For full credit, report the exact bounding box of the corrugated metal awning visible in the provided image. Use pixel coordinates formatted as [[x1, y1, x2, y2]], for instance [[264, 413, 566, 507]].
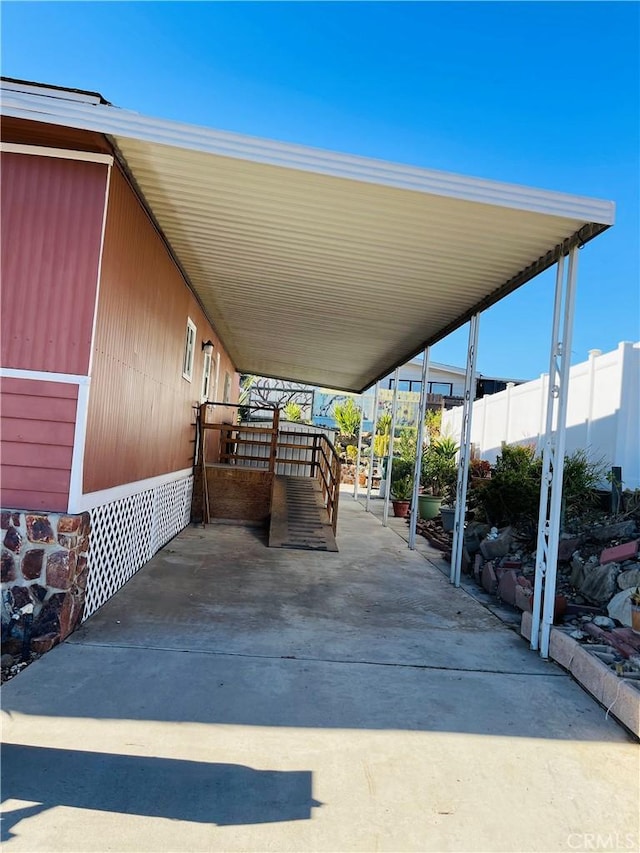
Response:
[[1, 82, 615, 392]]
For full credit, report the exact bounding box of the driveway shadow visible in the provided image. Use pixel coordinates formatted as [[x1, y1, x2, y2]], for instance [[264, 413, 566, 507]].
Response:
[[1, 743, 319, 841]]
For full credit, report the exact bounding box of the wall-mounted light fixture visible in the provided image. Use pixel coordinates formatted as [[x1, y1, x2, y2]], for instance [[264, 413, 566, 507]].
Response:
[[202, 340, 215, 357]]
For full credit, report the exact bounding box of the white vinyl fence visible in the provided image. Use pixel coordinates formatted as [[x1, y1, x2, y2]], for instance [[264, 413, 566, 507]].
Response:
[[442, 341, 640, 490]]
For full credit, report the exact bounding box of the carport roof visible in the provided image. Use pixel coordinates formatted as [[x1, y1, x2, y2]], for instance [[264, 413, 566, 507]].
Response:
[[1, 79, 615, 393]]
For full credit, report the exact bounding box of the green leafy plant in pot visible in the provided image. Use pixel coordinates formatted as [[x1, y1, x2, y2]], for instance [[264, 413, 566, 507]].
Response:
[[390, 474, 413, 518], [419, 438, 458, 520]]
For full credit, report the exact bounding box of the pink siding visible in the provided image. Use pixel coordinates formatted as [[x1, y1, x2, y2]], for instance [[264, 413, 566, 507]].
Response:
[[0, 378, 77, 512], [0, 152, 108, 375]]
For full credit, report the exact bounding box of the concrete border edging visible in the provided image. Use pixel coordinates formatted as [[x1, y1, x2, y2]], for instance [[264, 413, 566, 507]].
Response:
[[521, 611, 640, 738]]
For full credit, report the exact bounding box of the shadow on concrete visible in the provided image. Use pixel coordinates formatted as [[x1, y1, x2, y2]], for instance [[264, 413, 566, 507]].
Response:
[[0, 743, 319, 839]]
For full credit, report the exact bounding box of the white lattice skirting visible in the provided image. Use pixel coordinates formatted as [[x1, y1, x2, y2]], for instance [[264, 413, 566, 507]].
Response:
[[83, 475, 193, 619]]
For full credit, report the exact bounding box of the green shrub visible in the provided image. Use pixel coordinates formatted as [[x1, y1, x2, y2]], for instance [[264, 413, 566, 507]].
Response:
[[562, 449, 607, 519], [345, 444, 358, 462], [391, 475, 413, 501], [421, 444, 458, 499], [477, 443, 541, 526], [373, 433, 390, 459], [397, 427, 418, 463], [376, 411, 392, 435], [389, 458, 414, 484], [282, 402, 303, 422], [333, 397, 361, 436]]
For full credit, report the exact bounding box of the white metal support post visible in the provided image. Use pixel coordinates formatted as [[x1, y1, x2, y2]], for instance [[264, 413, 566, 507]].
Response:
[[450, 314, 480, 586], [408, 348, 431, 550], [366, 382, 380, 511], [353, 394, 366, 500], [531, 247, 579, 657], [382, 367, 400, 526]]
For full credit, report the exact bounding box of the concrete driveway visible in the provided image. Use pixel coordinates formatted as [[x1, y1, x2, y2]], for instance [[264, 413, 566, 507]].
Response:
[[2, 497, 638, 852]]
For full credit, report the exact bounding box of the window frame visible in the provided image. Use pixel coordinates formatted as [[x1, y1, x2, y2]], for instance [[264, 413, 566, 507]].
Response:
[[201, 350, 212, 401], [182, 318, 197, 382]]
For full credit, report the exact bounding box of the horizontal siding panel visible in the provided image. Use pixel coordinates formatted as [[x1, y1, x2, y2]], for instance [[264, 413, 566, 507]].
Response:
[[1, 393, 77, 422], [1, 418, 75, 446], [0, 377, 75, 512], [2, 464, 71, 493], [0, 377, 79, 399], [1, 489, 68, 513], [1, 151, 108, 375], [2, 441, 74, 470]]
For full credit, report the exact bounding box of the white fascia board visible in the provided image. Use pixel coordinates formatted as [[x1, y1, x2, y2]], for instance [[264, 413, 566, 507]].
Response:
[[1, 79, 103, 105], [1, 142, 113, 165], [1, 86, 615, 225]]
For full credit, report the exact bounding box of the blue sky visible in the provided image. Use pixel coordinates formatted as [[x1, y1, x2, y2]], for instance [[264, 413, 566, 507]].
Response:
[[2, 1, 638, 380]]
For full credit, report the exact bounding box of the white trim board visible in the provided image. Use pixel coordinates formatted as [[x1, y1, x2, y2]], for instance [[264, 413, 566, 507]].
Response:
[[0, 367, 90, 386], [70, 468, 193, 513], [1, 142, 113, 165], [87, 162, 112, 377]]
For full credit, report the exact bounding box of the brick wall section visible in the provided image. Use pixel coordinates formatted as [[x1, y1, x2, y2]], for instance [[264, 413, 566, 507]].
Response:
[[1, 509, 90, 654]]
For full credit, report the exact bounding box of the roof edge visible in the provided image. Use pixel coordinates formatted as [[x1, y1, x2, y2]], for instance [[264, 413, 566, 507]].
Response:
[[1, 83, 615, 225]]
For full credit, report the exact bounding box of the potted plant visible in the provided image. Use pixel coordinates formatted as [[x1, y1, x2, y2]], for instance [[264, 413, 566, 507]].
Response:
[[390, 474, 413, 518], [418, 438, 458, 520]]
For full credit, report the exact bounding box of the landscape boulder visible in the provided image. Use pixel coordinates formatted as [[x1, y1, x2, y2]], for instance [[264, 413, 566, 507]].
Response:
[[580, 562, 621, 605]]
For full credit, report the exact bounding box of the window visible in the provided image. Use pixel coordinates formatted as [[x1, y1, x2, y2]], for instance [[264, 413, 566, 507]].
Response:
[[429, 382, 453, 396], [182, 318, 196, 381], [201, 351, 212, 402], [223, 372, 232, 403], [388, 379, 453, 396]]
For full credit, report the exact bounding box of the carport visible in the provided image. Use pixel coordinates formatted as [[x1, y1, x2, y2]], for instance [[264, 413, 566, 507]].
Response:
[[3, 83, 616, 658]]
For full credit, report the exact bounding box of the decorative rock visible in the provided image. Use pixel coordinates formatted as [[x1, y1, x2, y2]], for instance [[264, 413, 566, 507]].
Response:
[[607, 588, 634, 628], [558, 537, 582, 562], [30, 584, 48, 602], [497, 569, 519, 607], [75, 556, 88, 590], [26, 515, 54, 544], [21, 548, 45, 581], [3, 526, 22, 554], [580, 563, 621, 605], [58, 515, 82, 534], [617, 568, 640, 590], [592, 520, 638, 541], [57, 534, 77, 550], [59, 589, 84, 640], [9, 585, 33, 610], [600, 539, 639, 566], [480, 527, 514, 561], [31, 632, 59, 654], [1, 549, 16, 583], [514, 585, 533, 611], [593, 615, 616, 629], [481, 561, 498, 595], [0, 512, 11, 530], [1, 653, 14, 668], [46, 551, 72, 589], [473, 553, 483, 583], [464, 522, 490, 555], [32, 593, 64, 636]]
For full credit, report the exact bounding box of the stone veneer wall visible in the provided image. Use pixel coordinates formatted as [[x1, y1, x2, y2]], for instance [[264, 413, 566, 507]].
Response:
[[1, 510, 90, 655]]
